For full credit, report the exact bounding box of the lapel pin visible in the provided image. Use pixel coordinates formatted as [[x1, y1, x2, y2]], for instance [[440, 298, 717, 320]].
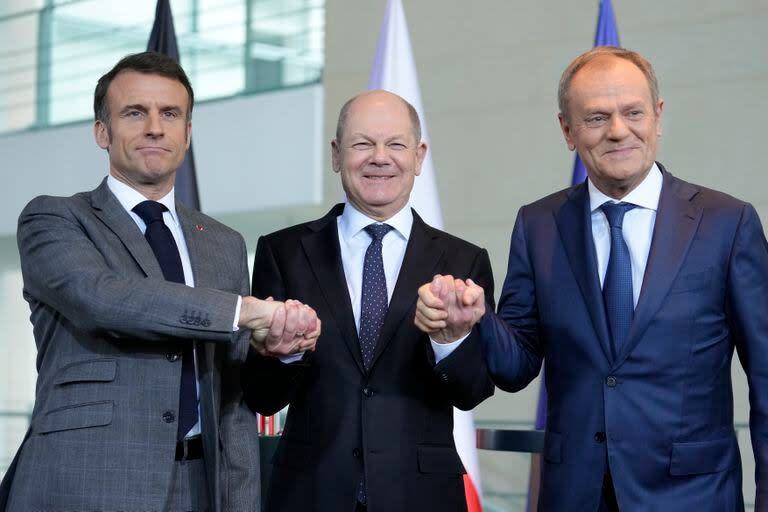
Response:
[[196, 224, 205, 231]]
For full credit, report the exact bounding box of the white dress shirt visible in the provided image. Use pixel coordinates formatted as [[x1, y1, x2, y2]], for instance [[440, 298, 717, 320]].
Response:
[[588, 163, 663, 307], [339, 202, 461, 364], [107, 176, 205, 437]]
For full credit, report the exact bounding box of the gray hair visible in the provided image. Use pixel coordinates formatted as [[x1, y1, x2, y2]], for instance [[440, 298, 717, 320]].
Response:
[[558, 46, 659, 121]]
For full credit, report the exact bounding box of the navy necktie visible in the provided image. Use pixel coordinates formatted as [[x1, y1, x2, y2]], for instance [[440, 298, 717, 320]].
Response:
[[356, 222, 393, 505], [600, 202, 637, 357], [132, 200, 197, 441], [358, 223, 393, 370]]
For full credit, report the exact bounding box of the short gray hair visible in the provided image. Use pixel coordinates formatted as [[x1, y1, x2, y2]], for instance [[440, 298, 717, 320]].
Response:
[[558, 46, 659, 121]]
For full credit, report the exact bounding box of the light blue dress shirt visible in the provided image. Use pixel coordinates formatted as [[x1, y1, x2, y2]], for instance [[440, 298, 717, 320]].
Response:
[[588, 163, 662, 307]]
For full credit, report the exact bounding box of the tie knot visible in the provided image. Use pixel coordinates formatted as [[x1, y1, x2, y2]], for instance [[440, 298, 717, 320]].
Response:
[[133, 200, 168, 225], [600, 202, 637, 228], [364, 223, 393, 242]]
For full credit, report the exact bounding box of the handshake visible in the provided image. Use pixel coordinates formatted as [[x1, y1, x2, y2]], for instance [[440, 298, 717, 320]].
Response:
[[237, 273, 486, 357], [414, 274, 487, 343], [238, 297, 321, 357]]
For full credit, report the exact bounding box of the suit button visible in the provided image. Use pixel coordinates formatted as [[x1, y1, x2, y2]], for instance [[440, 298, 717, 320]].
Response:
[[362, 387, 373, 397], [352, 448, 361, 458], [163, 411, 176, 423], [606, 376, 617, 387], [594, 432, 606, 443], [166, 352, 181, 362]]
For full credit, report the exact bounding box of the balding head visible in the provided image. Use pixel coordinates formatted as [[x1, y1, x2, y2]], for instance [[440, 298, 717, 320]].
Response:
[[335, 90, 422, 144]]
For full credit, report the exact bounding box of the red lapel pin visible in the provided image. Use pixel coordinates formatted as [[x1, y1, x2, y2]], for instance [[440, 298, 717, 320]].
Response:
[[196, 224, 205, 231]]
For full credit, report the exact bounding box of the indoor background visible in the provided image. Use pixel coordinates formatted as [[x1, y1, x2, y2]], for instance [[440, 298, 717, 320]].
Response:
[[0, 1, 765, 510]]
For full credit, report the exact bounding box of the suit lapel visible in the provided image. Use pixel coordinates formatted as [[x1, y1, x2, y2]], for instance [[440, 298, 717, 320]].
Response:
[[615, 168, 702, 366], [555, 183, 614, 362], [90, 178, 165, 280], [370, 212, 443, 370], [301, 205, 366, 373]]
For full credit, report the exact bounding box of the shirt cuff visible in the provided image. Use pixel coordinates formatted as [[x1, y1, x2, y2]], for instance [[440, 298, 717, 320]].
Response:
[[233, 296, 242, 331], [430, 331, 470, 363], [279, 353, 304, 364]]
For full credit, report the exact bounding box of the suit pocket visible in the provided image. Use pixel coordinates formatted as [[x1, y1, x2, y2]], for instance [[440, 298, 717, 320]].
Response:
[[37, 400, 114, 434], [669, 268, 712, 295], [417, 446, 464, 474], [669, 434, 738, 476], [54, 358, 116, 385], [271, 439, 310, 470], [543, 430, 563, 464]]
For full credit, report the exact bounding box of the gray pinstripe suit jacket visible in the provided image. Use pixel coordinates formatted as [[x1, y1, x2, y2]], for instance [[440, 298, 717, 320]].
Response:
[[0, 178, 260, 511]]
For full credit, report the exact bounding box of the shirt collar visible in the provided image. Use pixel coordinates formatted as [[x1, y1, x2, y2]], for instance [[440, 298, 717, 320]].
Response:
[[107, 175, 179, 225], [588, 162, 662, 212], [339, 201, 413, 242]]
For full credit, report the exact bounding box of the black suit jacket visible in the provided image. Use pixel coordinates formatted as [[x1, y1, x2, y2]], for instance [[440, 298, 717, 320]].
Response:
[[242, 204, 495, 512]]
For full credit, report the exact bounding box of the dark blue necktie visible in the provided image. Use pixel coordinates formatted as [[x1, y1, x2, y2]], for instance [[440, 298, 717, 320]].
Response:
[[132, 200, 197, 441], [357, 222, 393, 505], [600, 202, 637, 357], [358, 223, 393, 370]]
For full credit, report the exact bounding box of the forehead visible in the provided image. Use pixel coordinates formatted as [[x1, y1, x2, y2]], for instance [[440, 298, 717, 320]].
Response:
[[569, 57, 653, 107], [344, 94, 413, 139], [107, 70, 189, 108]]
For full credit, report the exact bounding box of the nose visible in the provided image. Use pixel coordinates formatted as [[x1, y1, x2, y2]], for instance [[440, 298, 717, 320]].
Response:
[[144, 111, 164, 138], [607, 115, 629, 140], [370, 143, 391, 165]]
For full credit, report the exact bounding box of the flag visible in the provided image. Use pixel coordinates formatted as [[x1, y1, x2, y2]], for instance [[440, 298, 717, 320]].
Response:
[[368, 1, 482, 511], [147, 0, 200, 209], [528, 2, 621, 510]]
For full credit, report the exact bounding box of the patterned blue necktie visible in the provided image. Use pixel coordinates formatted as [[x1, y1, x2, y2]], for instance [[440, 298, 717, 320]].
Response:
[[358, 223, 393, 370], [600, 202, 637, 357], [356, 222, 393, 505], [132, 200, 197, 441]]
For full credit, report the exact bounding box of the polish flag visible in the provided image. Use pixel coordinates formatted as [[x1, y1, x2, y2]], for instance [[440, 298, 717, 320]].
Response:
[[367, 1, 483, 510]]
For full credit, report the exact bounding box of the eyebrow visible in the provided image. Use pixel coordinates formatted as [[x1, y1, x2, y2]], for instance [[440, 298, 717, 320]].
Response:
[[120, 104, 148, 114], [120, 104, 184, 114]]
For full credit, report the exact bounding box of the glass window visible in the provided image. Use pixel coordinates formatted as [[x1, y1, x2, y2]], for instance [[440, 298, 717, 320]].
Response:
[[0, 0, 324, 134]]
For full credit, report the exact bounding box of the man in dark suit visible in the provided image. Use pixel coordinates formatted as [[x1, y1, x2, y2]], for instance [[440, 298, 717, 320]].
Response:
[[241, 90, 495, 512], [416, 46, 768, 511], [0, 52, 318, 512]]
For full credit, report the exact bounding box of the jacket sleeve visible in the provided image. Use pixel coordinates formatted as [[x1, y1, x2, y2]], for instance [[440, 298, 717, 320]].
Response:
[[241, 235, 310, 416], [727, 203, 768, 508], [17, 196, 239, 343], [478, 206, 544, 392], [431, 247, 496, 410]]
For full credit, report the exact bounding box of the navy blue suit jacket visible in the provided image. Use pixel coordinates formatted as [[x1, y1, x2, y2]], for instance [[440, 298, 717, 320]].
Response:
[[480, 165, 768, 511]]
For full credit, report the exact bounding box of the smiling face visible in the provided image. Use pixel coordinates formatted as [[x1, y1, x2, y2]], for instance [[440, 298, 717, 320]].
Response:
[[94, 70, 191, 199], [331, 91, 427, 221], [559, 56, 663, 199]]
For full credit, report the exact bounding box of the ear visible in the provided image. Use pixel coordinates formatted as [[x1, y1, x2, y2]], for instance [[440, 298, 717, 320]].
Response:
[[558, 113, 576, 152], [413, 141, 427, 176], [185, 121, 192, 149], [94, 120, 110, 150], [654, 98, 664, 137], [331, 139, 341, 174]]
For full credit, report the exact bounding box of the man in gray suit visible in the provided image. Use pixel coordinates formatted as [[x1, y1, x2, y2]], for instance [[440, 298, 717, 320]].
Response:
[[0, 52, 319, 512]]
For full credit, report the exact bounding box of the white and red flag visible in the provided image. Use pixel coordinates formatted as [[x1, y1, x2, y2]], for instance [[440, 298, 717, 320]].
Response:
[[367, 2, 483, 510]]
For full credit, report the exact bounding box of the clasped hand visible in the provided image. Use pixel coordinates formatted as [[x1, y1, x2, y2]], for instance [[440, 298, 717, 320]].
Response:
[[239, 297, 321, 357], [414, 275, 485, 343]]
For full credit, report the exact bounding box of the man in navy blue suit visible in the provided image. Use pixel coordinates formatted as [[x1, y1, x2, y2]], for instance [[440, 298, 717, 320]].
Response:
[[415, 46, 768, 511]]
